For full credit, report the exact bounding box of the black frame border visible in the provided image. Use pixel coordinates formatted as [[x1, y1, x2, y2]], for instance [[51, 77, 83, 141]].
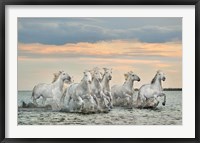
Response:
[[0, 0, 200, 143]]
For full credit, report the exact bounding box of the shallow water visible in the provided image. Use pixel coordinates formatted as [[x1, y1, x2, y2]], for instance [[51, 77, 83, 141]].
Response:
[[18, 91, 182, 125]]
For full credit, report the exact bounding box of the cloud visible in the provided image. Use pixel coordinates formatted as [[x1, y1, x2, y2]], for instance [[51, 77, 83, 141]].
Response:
[[18, 40, 181, 62], [18, 39, 182, 89], [18, 17, 182, 45]]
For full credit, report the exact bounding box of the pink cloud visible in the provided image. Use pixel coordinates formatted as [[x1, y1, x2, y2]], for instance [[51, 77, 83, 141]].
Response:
[[18, 40, 182, 59]]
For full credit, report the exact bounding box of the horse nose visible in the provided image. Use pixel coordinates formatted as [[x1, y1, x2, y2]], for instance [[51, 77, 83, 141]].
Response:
[[163, 77, 166, 81], [68, 76, 71, 81]]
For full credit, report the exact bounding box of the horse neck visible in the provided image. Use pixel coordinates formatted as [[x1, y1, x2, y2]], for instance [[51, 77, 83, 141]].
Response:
[[123, 78, 134, 90], [53, 76, 64, 91], [92, 78, 101, 89], [152, 76, 162, 90], [101, 77, 110, 90], [80, 78, 90, 91]]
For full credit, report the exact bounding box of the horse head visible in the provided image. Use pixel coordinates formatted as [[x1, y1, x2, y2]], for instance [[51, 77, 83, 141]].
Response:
[[59, 71, 72, 84], [124, 71, 140, 82], [83, 70, 92, 84], [156, 70, 166, 81], [103, 68, 112, 81], [92, 67, 102, 81]]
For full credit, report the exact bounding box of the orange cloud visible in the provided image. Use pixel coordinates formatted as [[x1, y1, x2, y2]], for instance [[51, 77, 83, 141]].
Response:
[[18, 40, 182, 88], [18, 40, 182, 59]]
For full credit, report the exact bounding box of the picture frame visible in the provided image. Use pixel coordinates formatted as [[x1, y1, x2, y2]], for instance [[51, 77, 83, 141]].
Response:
[[0, 0, 200, 142]]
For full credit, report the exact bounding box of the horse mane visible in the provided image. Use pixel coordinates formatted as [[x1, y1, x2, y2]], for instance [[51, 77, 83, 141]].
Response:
[[123, 72, 132, 85], [151, 74, 157, 84], [93, 67, 100, 71], [124, 71, 133, 81], [151, 70, 162, 84], [101, 72, 106, 81], [151, 72, 160, 84], [52, 71, 62, 83], [100, 68, 112, 82]]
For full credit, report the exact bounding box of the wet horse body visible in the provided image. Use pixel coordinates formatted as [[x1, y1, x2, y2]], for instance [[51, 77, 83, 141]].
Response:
[[137, 70, 166, 108], [90, 68, 110, 111], [63, 71, 97, 112], [112, 71, 140, 108], [101, 68, 113, 108], [32, 71, 72, 110]]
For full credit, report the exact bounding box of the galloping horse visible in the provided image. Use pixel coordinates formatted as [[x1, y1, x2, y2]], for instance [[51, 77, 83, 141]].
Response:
[[101, 68, 113, 108], [62, 71, 96, 112], [90, 67, 110, 111], [32, 71, 72, 110], [137, 70, 166, 108], [111, 71, 140, 108]]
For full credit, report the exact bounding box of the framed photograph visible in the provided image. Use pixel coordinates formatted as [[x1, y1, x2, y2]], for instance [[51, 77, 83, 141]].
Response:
[[1, 0, 199, 142]]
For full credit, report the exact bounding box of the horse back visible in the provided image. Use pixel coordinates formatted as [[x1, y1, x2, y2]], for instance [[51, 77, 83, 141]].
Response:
[[33, 83, 51, 94]]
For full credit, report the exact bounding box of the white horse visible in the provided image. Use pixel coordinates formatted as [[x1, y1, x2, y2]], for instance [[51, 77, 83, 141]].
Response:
[[62, 71, 96, 112], [101, 68, 113, 108], [90, 67, 110, 111], [136, 70, 166, 108], [32, 71, 72, 110], [111, 71, 140, 108]]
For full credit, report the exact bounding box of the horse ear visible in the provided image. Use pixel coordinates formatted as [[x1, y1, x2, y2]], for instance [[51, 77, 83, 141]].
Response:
[[124, 73, 128, 80], [90, 70, 94, 76], [103, 68, 107, 71], [93, 67, 99, 71], [157, 70, 161, 73], [89, 70, 94, 73]]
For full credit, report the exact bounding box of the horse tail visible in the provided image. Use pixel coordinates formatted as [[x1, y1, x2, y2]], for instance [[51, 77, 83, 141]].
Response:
[[31, 86, 36, 100], [31, 89, 34, 100]]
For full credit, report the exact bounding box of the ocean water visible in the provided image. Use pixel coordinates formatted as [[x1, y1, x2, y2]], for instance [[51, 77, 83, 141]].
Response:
[[18, 91, 182, 125]]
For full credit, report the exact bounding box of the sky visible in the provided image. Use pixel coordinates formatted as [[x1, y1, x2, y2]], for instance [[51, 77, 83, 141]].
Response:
[[18, 17, 182, 90]]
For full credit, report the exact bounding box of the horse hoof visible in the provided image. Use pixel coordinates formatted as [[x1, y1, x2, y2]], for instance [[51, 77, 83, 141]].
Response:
[[162, 102, 165, 106]]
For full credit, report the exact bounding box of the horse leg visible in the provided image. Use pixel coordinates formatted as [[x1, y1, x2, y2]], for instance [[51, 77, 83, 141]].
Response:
[[139, 95, 147, 108], [60, 93, 66, 108], [100, 92, 110, 109], [136, 96, 142, 108], [105, 92, 113, 108], [124, 94, 132, 108], [65, 95, 72, 107], [91, 94, 99, 107], [32, 94, 39, 106], [77, 96, 84, 112], [33, 98, 37, 105], [157, 93, 166, 106], [42, 97, 46, 106]]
